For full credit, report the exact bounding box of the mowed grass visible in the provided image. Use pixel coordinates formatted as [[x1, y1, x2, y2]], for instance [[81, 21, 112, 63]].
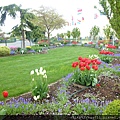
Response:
[[0, 46, 99, 100]]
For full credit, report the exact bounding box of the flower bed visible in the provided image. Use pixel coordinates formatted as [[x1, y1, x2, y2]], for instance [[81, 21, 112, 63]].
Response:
[[0, 53, 120, 117]]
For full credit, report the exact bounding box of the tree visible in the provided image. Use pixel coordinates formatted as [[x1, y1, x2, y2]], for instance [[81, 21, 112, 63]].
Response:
[[66, 30, 71, 39], [0, 4, 35, 48], [32, 6, 67, 44], [71, 27, 80, 41], [59, 33, 65, 40], [103, 24, 114, 40], [95, 0, 120, 40], [103, 24, 115, 44], [90, 25, 100, 41]]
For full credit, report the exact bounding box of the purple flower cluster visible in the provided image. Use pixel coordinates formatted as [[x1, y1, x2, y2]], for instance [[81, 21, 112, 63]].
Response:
[[99, 59, 120, 72], [0, 97, 32, 106], [80, 98, 111, 106]]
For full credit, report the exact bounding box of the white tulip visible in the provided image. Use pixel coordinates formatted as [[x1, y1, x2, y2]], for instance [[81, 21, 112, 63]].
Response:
[[37, 95, 40, 99], [30, 70, 34, 75], [39, 67, 43, 73], [43, 74, 47, 78], [35, 69, 38, 73], [33, 96, 37, 101], [43, 70, 46, 74], [37, 72, 40, 76], [32, 78, 34, 81]]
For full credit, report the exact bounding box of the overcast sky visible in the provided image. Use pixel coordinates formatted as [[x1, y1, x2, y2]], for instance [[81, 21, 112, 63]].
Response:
[[0, 0, 109, 37]]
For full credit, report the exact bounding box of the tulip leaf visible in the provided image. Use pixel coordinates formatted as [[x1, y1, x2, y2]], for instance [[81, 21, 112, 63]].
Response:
[[0, 109, 6, 120], [92, 78, 98, 86]]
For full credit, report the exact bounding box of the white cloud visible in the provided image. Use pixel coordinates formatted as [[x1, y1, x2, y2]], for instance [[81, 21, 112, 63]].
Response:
[[0, 0, 109, 37]]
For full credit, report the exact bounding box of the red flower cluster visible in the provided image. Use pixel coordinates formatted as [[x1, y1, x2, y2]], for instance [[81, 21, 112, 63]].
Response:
[[72, 56, 101, 71], [106, 44, 116, 49], [38, 40, 48, 44], [72, 41, 78, 45], [2, 91, 8, 98], [99, 50, 114, 55], [88, 42, 93, 44]]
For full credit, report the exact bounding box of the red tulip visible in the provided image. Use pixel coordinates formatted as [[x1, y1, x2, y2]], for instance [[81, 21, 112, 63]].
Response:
[[93, 66, 98, 70], [2, 91, 8, 98], [92, 61, 96, 65], [79, 62, 85, 67], [86, 60, 91, 65], [86, 65, 90, 70], [92, 65, 96, 69], [96, 84, 100, 87], [81, 58, 86, 62], [78, 56, 82, 60], [96, 60, 101, 65], [80, 67, 85, 71], [72, 62, 78, 68]]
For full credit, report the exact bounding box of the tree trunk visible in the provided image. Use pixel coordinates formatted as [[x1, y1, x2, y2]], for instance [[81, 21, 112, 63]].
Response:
[[22, 30, 26, 48], [48, 32, 50, 45], [5, 39, 7, 46]]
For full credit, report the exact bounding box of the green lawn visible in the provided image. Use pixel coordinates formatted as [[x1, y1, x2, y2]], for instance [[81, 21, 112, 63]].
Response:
[[0, 46, 99, 100]]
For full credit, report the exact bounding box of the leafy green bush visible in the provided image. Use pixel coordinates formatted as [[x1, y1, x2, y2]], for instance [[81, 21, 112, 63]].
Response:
[[102, 99, 120, 115], [31, 45, 42, 52], [0, 46, 10, 56], [99, 55, 113, 64], [38, 42, 49, 47], [108, 48, 117, 54]]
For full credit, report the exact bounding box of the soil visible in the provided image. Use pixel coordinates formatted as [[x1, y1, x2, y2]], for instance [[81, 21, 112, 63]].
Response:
[[3, 58, 119, 105]]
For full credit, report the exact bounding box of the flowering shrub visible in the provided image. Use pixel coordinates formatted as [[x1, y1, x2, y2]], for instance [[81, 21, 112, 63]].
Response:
[[99, 55, 113, 64], [30, 67, 48, 101], [106, 44, 116, 49], [63, 40, 69, 45], [71, 56, 101, 86], [26, 46, 32, 50], [88, 42, 93, 44], [99, 50, 114, 55], [9, 46, 18, 51], [0, 46, 10, 56], [72, 41, 78, 45]]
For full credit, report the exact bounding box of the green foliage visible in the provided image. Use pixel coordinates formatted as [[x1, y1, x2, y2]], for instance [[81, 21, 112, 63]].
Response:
[[90, 25, 100, 41], [0, 4, 36, 48], [71, 27, 80, 40], [66, 30, 71, 39], [72, 69, 98, 86], [99, 55, 113, 63], [102, 99, 120, 115], [0, 46, 10, 56], [97, 0, 120, 39], [73, 103, 103, 115], [32, 6, 66, 42], [0, 108, 6, 120], [31, 45, 42, 52], [38, 42, 49, 47], [0, 103, 41, 115], [103, 25, 114, 40], [107, 48, 117, 53]]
